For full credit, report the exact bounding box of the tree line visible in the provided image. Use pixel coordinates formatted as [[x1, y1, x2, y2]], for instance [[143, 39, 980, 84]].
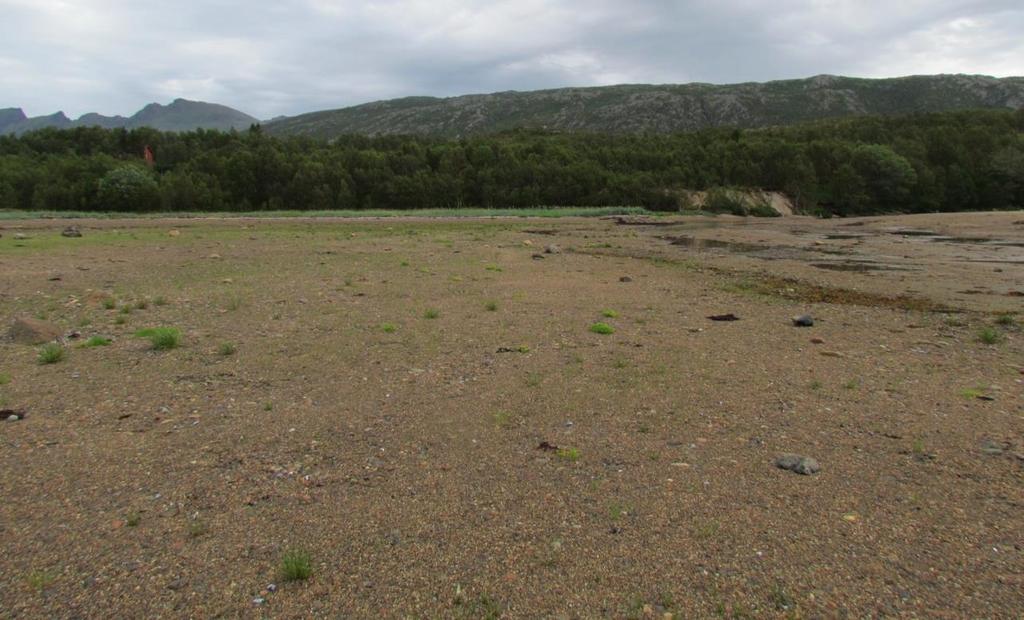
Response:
[[0, 108, 1022, 216]]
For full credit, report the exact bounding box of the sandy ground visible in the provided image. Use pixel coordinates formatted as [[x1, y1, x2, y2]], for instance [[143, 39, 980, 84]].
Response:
[[0, 212, 1021, 618]]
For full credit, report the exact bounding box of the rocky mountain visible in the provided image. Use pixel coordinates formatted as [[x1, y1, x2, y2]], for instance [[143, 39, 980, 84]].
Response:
[[0, 99, 258, 135], [264, 74, 1024, 139]]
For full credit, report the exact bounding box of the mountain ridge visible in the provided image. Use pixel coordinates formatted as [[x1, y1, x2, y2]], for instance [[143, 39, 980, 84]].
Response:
[[263, 73, 1024, 139], [0, 99, 258, 135]]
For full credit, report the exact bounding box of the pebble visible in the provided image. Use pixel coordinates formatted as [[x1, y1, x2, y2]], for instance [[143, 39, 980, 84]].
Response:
[[792, 314, 814, 327], [266, 583, 277, 592], [544, 244, 561, 254], [252, 596, 266, 605], [620, 276, 633, 282], [775, 454, 821, 475]]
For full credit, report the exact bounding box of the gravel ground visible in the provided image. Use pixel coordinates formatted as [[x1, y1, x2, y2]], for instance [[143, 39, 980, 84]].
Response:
[[0, 213, 1021, 618]]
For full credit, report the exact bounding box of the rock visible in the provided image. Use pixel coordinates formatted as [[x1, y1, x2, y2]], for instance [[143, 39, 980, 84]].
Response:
[[620, 276, 633, 282], [252, 596, 266, 606], [792, 314, 814, 327], [61, 226, 82, 238], [531, 253, 545, 260], [1, 410, 23, 422], [775, 454, 821, 475], [266, 583, 277, 593], [167, 229, 180, 237], [810, 337, 825, 344], [544, 244, 561, 254], [8, 317, 63, 345], [707, 313, 740, 321], [14, 233, 28, 240]]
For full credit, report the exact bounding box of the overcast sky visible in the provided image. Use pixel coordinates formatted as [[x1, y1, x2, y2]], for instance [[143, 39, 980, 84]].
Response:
[[2, 0, 1022, 120]]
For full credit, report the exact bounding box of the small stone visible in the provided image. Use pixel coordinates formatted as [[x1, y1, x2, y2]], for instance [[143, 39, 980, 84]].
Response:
[[531, 254, 545, 260], [266, 583, 277, 593], [819, 350, 845, 358], [168, 229, 180, 237], [810, 337, 825, 344], [252, 596, 266, 606], [792, 314, 814, 327], [544, 244, 561, 254], [775, 453, 821, 475], [620, 276, 633, 282], [14, 233, 28, 240], [61, 226, 82, 238], [5, 414, 20, 422]]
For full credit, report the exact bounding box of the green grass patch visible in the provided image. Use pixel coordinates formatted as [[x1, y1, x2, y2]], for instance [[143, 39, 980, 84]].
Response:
[[557, 447, 581, 462], [134, 327, 181, 350], [589, 322, 615, 335], [485, 301, 498, 312], [81, 336, 112, 348], [601, 309, 619, 318], [37, 343, 65, 365], [280, 549, 313, 582], [995, 313, 1016, 327], [381, 323, 397, 333], [0, 373, 9, 385], [218, 342, 237, 356], [424, 309, 440, 319], [977, 327, 1003, 344], [102, 298, 116, 310]]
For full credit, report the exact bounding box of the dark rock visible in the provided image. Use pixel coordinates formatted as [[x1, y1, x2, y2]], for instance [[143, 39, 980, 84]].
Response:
[[619, 276, 633, 282], [8, 317, 63, 345], [775, 454, 820, 475], [792, 314, 814, 327], [61, 226, 82, 238], [707, 313, 740, 322], [531, 254, 545, 260], [1, 410, 24, 421]]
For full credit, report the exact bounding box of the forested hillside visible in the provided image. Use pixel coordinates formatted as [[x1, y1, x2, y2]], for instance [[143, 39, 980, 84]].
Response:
[[1, 109, 1022, 216], [264, 74, 1024, 139]]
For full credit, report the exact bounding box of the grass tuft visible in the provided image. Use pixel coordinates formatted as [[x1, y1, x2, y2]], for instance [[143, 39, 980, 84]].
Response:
[[218, 342, 237, 356], [424, 309, 440, 319], [601, 309, 619, 318], [82, 336, 112, 348], [485, 301, 498, 312], [134, 327, 181, 350], [557, 447, 581, 461], [280, 549, 313, 582], [977, 327, 1003, 345], [38, 343, 65, 365], [589, 322, 615, 335], [381, 323, 397, 333]]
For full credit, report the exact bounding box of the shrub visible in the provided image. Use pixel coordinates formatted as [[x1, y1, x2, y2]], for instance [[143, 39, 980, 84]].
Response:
[[589, 322, 615, 335]]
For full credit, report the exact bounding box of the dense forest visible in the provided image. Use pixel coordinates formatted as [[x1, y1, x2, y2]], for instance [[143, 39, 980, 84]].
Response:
[[0, 108, 1022, 216]]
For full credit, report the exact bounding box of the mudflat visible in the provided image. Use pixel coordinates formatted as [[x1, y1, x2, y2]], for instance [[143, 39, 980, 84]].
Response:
[[1, 211, 1021, 618]]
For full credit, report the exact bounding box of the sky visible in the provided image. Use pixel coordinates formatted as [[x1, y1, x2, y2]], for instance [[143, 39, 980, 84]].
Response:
[[2, 0, 1022, 120]]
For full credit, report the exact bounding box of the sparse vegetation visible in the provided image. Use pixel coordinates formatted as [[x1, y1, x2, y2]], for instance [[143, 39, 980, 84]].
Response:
[[153, 296, 168, 306], [82, 336, 112, 347], [0, 373, 10, 385], [381, 323, 397, 333], [485, 301, 498, 311], [280, 549, 313, 582], [134, 327, 181, 350], [424, 309, 440, 319], [995, 314, 1016, 327], [601, 309, 619, 318], [977, 327, 1003, 344], [557, 447, 581, 461], [26, 570, 55, 593], [37, 343, 65, 365], [102, 298, 116, 310], [218, 342, 236, 356], [126, 513, 141, 527], [589, 322, 615, 335]]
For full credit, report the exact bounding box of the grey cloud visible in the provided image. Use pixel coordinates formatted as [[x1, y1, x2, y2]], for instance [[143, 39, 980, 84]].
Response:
[[1, 0, 1021, 120]]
